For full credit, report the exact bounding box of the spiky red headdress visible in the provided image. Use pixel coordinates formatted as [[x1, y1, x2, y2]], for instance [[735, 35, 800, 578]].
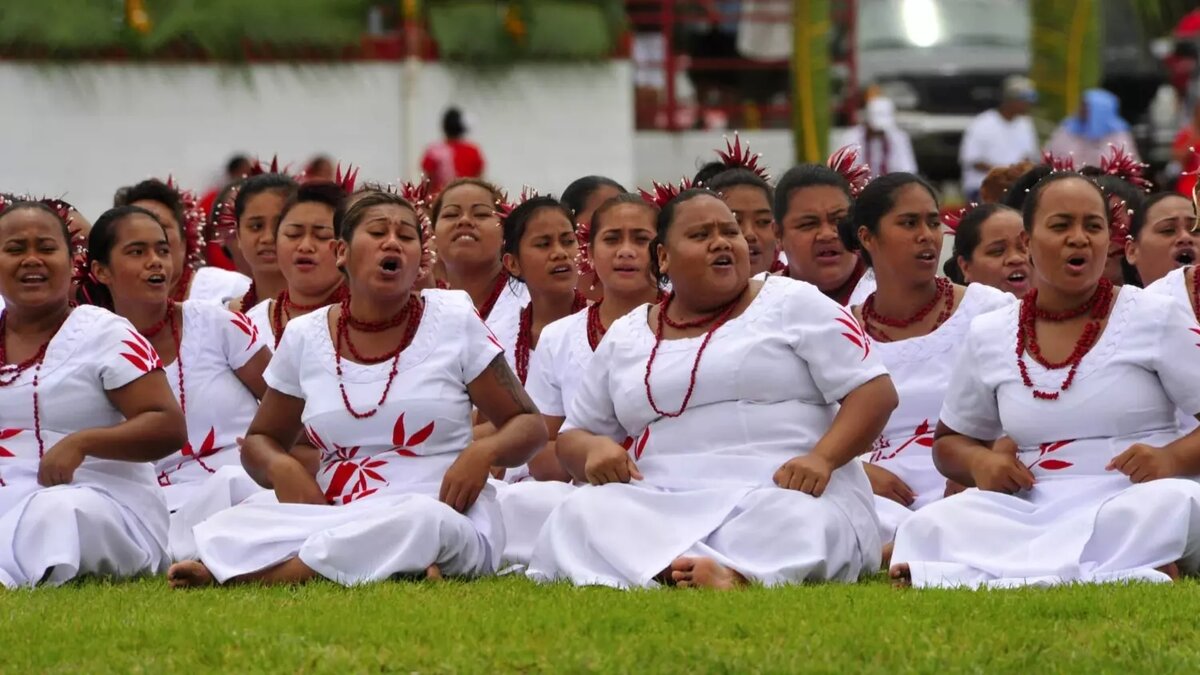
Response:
[[638, 178, 694, 209], [164, 176, 207, 272], [1108, 193, 1131, 246], [827, 145, 871, 197], [399, 177, 433, 219], [213, 154, 289, 238], [575, 220, 594, 277], [497, 186, 540, 224], [333, 163, 359, 194], [1041, 150, 1076, 173], [715, 133, 770, 182], [1099, 145, 1152, 192], [941, 203, 979, 234]]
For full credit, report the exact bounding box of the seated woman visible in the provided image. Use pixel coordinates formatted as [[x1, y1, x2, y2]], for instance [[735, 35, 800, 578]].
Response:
[[499, 194, 664, 567], [0, 200, 186, 587], [168, 189, 546, 588], [228, 173, 297, 314], [707, 169, 781, 279], [78, 206, 271, 559], [892, 172, 1200, 588], [944, 204, 1032, 297], [527, 188, 897, 589], [842, 176, 1013, 546], [1132, 192, 1197, 291]]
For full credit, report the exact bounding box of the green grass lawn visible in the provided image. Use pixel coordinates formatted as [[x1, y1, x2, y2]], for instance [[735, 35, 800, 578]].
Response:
[[2, 575, 1199, 673]]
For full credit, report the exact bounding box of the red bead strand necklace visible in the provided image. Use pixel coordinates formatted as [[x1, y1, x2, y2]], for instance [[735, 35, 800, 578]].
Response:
[[334, 294, 424, 419], [477, 271, 509, 321], [1015, 278, 1114, 401], [514, 291, 587, 383], [861, 276, 953, 342], [0, 309, 69, 456], [643, 290, 743, 418], [271, 285, 349, 348]]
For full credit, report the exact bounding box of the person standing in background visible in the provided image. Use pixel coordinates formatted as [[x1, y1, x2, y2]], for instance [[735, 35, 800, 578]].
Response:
[[959, 76, 1039, 202], [841, 96, 918, 178], [1044, 89, 1139, 168], [422, 108, 486, 192]]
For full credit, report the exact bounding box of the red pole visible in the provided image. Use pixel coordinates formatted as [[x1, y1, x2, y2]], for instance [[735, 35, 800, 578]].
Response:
[[662, 0, 677, 131]]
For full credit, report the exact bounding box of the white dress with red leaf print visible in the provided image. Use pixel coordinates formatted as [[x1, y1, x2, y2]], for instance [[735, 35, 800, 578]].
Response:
[[893, 287, 1200, 588], [485, 280, 530, 377], [244, 298, 275, 352], [528, 277, 890, 588], [190, 289, 507, 585], [865, 284, 1013, 543], [1144, 265, 1199, 433], [0, 306, 170, 588], [188, 266, 252, 306]]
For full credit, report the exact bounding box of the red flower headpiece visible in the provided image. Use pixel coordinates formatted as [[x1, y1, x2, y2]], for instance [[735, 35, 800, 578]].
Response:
[[212, 154, 289, 238], [333, 163, 359, 194], [1041, 150, 1076, 173], [716, 133, 770, 182], [827, 145, 871, 197], [638, 178, 694, 209], [1099, 145, 1152, 193], [941, 203, 979, 234], [1108, 193, 1131, 246], [497, 186, 539, 224], [164, 175, 207, 271], [399, 177, 433, 218], [246, 155, 284, 178], [575, 220, 594, 277]]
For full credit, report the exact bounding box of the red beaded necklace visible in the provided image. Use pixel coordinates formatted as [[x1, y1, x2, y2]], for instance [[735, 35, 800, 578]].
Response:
[[587, 291, 666, 352], [271, 285, 349, 349], [477, 271, 509, 321], [139, 301, 186, 413], [0, 309, 69, 456], [1190, 266, 1199, 322], [238, 281, 257, 314], [514, 292, 587, 383], [171, 265, 194, 303], [334, 294, 424, 419], [643, 290, 743, 418], [861, 277, 955, 342], [1016, 278, 1114, 401]]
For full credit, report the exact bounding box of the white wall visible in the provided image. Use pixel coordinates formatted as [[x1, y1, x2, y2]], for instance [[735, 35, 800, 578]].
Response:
[[2, 62, 634, 218], [634, 130, 798, 187]]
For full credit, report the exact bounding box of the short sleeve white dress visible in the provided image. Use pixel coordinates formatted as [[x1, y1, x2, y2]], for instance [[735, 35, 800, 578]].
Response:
[[528, 277, 889, 588], [1144, 265, 1198, 433], [892, 287, 1200, 588], [188, 266, 252, 306], [190, 290, 507, 585], [0, 306, 171, 587], [865, 284, 1014, 543]]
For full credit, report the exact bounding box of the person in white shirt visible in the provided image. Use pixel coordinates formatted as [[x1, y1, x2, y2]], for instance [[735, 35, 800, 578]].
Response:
[[959, 76, 1040, 202], [841, 97, 918, 178]]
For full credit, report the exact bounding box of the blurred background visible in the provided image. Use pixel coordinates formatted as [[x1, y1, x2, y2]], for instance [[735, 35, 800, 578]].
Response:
[[1, 0, 1197, 217]]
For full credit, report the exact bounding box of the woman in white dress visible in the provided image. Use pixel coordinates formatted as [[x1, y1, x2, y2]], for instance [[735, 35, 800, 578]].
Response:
[[1127, 192, 1197, 289], [891, 172, 1200, 588], [115, 179, 251, 305], [562, 175, 627, 301], [0, 201, 187, 587], [167, 189, 547, 588], [838, 174, 1014, 548], [430, 179, 528, 336], [227, 173, 298, 314], [772, 163, 874, 305], [707, 169, 781, 278], [78, 205, 272, 558], [527, 188, 898, 589], [944, 204, 1032, 297], [244, 181, 349, 352], [500, 195, 663, 566]]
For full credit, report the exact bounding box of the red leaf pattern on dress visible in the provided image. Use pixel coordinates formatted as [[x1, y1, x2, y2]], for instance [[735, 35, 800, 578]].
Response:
[[230, 312, 260, 350], [836, 308, 871, 360], [305, 426, 328, 451], [177, 427, 219, 474], [320, 444, 390, 505], [391, 413, 436, 457], [1191, 327, 1200, 348], [119, 330, 164, 373], [0, 428, 19, 457], [870, 420, 933, 462], [1028, 440, 1075, 471]]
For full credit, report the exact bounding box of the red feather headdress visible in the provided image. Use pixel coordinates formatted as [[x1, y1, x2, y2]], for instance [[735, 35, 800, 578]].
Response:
[[333, 162, 359, 194], [827, 145, 871, 197], [638, 178, 694, 209], [213, 154, 289, 238], [1108, 193, 1131, 246], [497, 186, 539, 224], [164, 175, 206, 272], [1099, 145, 1152, 192], [1041, 150, 1076, 173], [715, 133, 770, 182], [941, 204, 979, 234]]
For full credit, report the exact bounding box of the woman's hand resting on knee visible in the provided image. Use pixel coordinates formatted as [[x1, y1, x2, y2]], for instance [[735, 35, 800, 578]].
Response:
[[584, 440, 642, 486]]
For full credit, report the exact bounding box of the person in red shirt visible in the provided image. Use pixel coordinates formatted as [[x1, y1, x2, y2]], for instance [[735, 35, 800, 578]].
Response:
[[421, 107, 485, 192]]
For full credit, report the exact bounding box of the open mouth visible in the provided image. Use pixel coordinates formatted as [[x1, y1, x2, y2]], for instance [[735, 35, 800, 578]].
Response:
[[1065, 255, 1088, 272], [916, 250, 937, 263], [813, 244, 843, 262], [379, 256, 401, 274], [146, 273, 167, 286], [1006, 270, 1028, 284], [1175, 249, 1196, 266], [451, 229, 480, 243], [712, 253, 734, 269], [258, 249, 277, 262], [293, 256, 317, 270], [18, 272, 47, 285], [549, 263, 573, 276]]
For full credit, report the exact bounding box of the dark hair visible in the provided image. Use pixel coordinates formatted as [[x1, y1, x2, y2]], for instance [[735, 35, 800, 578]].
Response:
[[113, 179, 186, 236], [443, 107, 467, 139], [501, 196, 574, 263], [650, 188, 721, 283], [208, 182, 239, 230], [280, 181, 347, 222], [430, 177, 503, 223], [561, 176, 627, 220], [0, 200, 72, 249], [334, 189, 418, 242], [772, 164, 852, 224], [839, 172, 938, 267], [1130, 192, 1191, 240], [706, 169, 774, 207], [980, 161, 1034, 204], [1020, 172, 1109, 232], [944, 204, 1020, 282], [1002, 164, 1053, 210], [1092, 174, 1146, 215], [590, 194, 658, 246], [78, 206, 168, 310], [233, 174, 297, 223], [693, 161, 728, 187], [225, 154, 251, 176]]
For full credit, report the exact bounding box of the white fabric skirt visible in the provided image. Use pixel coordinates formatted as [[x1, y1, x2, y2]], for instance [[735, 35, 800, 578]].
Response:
[[528, 481, 874, 588], [168, 465, 266, 561], [893, 475, 1200, 588], [866, 453, 946, 545], [494, 479, 575, 567], [192, 483, 504, 585], [0, 465, 168, 588]]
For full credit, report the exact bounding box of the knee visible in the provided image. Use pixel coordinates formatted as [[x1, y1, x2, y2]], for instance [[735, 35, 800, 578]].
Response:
[[23, 487, 109, 523]]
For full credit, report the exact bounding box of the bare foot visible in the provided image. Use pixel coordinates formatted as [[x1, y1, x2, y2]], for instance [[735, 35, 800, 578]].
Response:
[[669, 556, 746, 590], [1157, 562, 1180, 581], [168, 561, 215, 589], [881, 542, 894, 570], [425, 564, 443, 581], [889, 563, 911, 588]]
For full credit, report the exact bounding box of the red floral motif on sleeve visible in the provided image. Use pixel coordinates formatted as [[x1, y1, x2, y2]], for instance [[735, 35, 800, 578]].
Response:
[[391, 413, 436, 457], [1028, 440, 1074, 471], [320, 444, 390, 505], [231, 312, 260, 350], [0, 428, 20, 457], [870, 420, 934, 462], [835, 308, 871, 360], [120, 330, 164, 373]]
